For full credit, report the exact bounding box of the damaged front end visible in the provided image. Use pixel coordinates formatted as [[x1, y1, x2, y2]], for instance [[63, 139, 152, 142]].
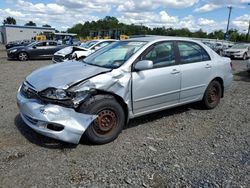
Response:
[[17, 81, 97, 144], [16, 67, 132, 144]]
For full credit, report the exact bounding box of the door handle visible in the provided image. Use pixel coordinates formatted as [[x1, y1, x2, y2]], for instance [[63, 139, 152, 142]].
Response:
[[205, 64, 212, 68], [171, 69, 180, 74]]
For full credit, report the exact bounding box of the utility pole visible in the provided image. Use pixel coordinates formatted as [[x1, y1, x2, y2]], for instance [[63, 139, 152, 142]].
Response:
[[247, 21, 250, 41], [247, 3, 250, 41], [225, 6, 232, 40]]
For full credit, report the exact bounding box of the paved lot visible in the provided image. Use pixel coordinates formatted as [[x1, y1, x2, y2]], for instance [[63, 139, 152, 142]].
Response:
[[0, 45, 249, 187]]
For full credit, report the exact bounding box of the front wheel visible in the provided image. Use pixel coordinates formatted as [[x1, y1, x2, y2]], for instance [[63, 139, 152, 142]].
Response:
[[18, 52, 28, 61], [243, 53, 247, 60], [79, 95, 125, 144], [202, 80, 222, 109]]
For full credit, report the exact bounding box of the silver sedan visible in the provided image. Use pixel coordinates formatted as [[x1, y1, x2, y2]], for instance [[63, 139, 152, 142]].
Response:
[[17, 36, 233, 144]]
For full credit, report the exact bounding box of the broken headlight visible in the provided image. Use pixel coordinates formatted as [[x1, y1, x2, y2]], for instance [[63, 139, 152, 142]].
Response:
[[40, 88, 71, 100]]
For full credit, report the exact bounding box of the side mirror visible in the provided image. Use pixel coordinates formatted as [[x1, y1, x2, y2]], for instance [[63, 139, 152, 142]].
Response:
[[134, 60, 153, 71], [32, 46, 36, 49]]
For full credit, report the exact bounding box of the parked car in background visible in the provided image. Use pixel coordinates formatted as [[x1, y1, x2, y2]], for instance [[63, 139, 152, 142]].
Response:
[[72, 39, 81, 46], [53, 39, 117, 63], [5, 40, 34, 49], [17, 36, 233, 145], [223, 43, 250, 60], [213, 42, 231, 56], [7, 40, 66, 61], [202, 41, 232, 56]]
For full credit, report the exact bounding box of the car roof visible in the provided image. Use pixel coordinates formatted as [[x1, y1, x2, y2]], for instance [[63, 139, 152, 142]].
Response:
[[91, 39, 118, 42], [36, 40, 57, 43], [126, 36, 199, 43]]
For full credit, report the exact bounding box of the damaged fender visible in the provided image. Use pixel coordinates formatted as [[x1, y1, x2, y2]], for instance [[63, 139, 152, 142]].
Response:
[[71, 68, 132, 115]]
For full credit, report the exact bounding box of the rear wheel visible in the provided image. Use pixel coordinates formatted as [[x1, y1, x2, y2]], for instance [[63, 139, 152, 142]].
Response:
[[79, 95, 125, 144], [18, 52, 28, 61], [202, 80, 222, 109]]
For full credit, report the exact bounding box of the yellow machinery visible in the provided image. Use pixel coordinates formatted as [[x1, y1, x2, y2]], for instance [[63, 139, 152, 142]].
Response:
[[120, 35, 129, 40], [35, 35, 46, 41]]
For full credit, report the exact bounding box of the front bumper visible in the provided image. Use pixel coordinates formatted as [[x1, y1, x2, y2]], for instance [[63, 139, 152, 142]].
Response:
[[16, 88, 96, 144], [224, 53, 244, 59], [52, 55, 67, 63], [7, 52, 18, 59]]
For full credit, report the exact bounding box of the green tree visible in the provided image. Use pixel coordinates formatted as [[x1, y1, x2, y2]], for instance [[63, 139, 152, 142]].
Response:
[[25, 21, 36, 26], [66, 16, 248, 42], [42, 24, 51, 28], [3, 17, 16, 25], [192, 29, 207, 38]]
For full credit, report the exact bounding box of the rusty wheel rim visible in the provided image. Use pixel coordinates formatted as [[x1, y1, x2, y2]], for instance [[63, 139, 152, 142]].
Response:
[[92, 109, 117, 136], [208, 85, 219, 105]]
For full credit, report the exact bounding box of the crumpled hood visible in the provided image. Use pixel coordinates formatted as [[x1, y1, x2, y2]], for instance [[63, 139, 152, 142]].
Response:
[[26, 61, 110, 91], [54, 46, 73, 56], [73, 46, 88, 51]]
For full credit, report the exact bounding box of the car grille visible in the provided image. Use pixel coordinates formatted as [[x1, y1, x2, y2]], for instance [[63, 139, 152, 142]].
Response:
[[20, 82, 38, 99], [53, 55, 64, 62]]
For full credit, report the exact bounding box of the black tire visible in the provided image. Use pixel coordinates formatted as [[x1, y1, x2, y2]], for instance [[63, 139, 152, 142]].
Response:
[[202, 80, 222, 109], [243, 53, 247, 60], [18, 52, 28, 61], [79, 95, 125, 144]]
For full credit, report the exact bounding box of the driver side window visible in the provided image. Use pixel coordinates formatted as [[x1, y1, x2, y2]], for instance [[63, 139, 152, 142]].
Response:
[[141, 42, 175, 68]]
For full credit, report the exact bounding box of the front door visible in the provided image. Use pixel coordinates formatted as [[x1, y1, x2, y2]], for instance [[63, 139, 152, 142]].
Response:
[[132, 41, 181, 115], [30, 41, 47, 58]]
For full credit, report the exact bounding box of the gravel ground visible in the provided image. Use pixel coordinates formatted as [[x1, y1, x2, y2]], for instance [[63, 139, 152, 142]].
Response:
[[0, 45, 249, 188]]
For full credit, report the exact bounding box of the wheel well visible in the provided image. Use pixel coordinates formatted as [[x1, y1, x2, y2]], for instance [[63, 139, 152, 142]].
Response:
[[212, 77, 224, 97], [89, 90, 129, 123]]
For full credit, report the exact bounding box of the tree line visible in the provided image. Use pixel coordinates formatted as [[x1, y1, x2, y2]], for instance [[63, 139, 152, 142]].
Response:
[[67, 16, 249, 42], [3, 16, 51, 27], [3, 16, 249, 42]]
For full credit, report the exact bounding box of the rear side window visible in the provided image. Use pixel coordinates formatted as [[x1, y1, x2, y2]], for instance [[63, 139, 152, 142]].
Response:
[[35, 42, 46, 47], [48, 42, 57, 46], [177, 42, 210, 64]]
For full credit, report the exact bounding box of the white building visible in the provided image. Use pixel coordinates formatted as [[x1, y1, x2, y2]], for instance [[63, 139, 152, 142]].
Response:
[[0, 25, 55, 44]]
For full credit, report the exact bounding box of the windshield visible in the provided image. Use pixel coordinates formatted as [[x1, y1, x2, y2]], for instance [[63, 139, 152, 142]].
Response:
[[231, 44, 248, 49], [83, 41, 147, 69], [80, 41, 98, 49]]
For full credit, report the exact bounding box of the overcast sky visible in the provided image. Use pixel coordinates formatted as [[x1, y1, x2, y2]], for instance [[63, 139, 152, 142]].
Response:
[[1, 0, 250, 33]]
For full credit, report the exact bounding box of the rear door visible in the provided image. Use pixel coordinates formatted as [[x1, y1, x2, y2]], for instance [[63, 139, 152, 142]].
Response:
[[177, 41, 213, 103], [132, 41, 181, 115], [44, 41, 58, 57]]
